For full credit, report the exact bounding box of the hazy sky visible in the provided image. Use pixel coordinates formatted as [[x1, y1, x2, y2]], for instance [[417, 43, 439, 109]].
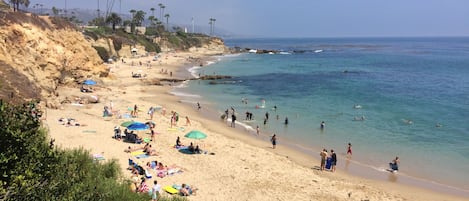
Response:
[[31, 0, 469, 37]]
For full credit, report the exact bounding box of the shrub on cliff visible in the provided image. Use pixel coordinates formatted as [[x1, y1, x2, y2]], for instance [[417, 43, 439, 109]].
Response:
[[0, 101, 186, 201], [93, 46, 110, 62]]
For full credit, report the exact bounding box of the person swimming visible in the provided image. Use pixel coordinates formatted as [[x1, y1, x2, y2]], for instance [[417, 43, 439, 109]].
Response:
[[353, 116, 366, 121]]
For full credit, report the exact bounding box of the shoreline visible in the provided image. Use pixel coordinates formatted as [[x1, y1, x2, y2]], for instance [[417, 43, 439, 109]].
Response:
[[173, 54, 469, 197], [44, 51, 468, 201]]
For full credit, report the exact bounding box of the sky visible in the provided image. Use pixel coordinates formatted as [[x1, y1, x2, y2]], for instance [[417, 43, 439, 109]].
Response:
[[29, 0, 469, 38]]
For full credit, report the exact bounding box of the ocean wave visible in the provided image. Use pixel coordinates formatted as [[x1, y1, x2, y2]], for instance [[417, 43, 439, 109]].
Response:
[[188, 66, 202, 78], [173, 80, 190, 88], [169, 91, 201, 98]]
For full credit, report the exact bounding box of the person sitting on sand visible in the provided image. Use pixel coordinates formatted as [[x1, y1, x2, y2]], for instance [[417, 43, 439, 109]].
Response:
[[144, 144, 158, 156], [114, 126, 122, 140], [80, 85, 93, 93], [188, 142, 195, 153], [65, 118, 85, 127], [138, 178, 150, 193], [194, 145, 201, 154], [180, 184, 198, 196], [156, 162, 166, 171], [176, 136, 183, 147]]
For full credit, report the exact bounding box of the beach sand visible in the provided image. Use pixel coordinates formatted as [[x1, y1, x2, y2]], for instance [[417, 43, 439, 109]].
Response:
[[43, 51, 467, 201]]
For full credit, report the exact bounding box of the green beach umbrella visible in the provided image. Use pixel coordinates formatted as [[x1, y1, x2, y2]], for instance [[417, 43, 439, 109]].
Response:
[[120, 120, 135, 127], [184, 130, 207, 140]]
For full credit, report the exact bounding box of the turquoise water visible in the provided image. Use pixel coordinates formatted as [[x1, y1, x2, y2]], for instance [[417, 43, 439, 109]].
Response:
[[176, 37, 469, 190]]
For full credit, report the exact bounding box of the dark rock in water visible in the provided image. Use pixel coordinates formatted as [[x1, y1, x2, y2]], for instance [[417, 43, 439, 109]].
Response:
[[197, 75, 232, 80], [209, 80, 237, 85]]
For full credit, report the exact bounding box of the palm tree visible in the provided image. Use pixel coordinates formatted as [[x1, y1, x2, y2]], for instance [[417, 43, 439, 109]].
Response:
[[164, 13, 170, 31], [158, 3, 163, 19], [209, 18, 216, 35], [133, 10, 146, 26], [148, 16, 157, 27], [52, 6, 59, 16], [161, 5, 166, 19], [150, 7, 155, 17], [9, 0, 30, 12], [129, 9, 136, 19], [106, 12, 122, 31]]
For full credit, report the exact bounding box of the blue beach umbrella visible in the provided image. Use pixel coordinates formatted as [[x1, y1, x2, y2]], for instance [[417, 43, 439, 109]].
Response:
[[83, 79, 97, 85], [184, 130, 207, 140], [127, 122, 149, 131]]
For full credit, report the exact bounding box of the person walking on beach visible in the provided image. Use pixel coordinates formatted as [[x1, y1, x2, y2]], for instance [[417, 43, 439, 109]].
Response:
[[185, 116, 191, 126], [320, 149, 328, 171], [330, 149, 337, 172], [347, 143, 352, 156], [271, 134, 277, 149], [151, 180, 161, 201], [148, 106, 155, 120], [197, 102, 201, 110], [256, 125, 260, 135], [133, 104, 139, 118], [150, 128, 156, 142]]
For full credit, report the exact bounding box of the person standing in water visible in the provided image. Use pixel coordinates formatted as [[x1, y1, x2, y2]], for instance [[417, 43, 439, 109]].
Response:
[[347, 143, 352, 156], [320, 121, 325, 129], [284, 117, 289, 125]]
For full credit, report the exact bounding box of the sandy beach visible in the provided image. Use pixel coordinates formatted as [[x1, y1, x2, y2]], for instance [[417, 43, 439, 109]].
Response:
[[42, 50, 468, 201]]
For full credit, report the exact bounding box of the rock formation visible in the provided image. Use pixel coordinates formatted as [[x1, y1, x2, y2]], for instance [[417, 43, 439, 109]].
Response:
[[0, 11, 108, 102]]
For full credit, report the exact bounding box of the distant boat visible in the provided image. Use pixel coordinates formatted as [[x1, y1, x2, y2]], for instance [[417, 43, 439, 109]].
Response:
[[314, 49, 323, 53]]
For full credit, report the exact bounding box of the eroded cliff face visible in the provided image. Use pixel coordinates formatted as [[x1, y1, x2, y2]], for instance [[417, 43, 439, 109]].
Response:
[[0, 12, 108, 103]]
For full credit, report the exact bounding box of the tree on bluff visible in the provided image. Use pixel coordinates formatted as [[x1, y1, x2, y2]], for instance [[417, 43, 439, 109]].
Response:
[[9, 0, 30, 12]]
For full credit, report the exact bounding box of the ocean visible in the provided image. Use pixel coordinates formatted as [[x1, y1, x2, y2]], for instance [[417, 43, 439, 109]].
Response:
[[174, 37, 469, 192]]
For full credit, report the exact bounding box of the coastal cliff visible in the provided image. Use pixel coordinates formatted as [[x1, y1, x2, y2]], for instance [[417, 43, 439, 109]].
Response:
[[0, 11, 227, 104], [0, 11, 108, 103]]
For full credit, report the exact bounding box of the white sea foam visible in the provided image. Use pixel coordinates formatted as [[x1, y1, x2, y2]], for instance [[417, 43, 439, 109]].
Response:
[[169, 91, 201, 98], [188, 66, 202, 78], [173, 80, 190, 88]]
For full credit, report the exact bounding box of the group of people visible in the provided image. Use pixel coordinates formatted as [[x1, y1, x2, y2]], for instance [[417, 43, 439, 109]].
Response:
[[319, 149, 338, 172]]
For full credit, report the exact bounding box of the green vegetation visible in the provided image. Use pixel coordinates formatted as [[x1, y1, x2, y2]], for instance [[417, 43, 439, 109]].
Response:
[[92, 46, 110, 62], [0, 100, 187, 201]]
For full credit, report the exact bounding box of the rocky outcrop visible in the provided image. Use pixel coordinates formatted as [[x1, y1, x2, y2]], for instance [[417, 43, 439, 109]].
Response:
[[0, 11, 108, 102]]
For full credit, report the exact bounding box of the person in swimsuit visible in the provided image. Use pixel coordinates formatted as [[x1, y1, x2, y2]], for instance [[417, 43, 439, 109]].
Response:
[[389, 156, 400, 171], [271, 134, 277, 149], [347, 143, 352, 156], [330, 149, 337, 172]]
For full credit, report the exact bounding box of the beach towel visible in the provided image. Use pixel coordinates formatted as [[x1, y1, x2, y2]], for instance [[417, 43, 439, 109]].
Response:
[[136, 154, 150, 159], [143, 138, 151, 143], [131, 150, 145, 156], [92, 153, 105, 161], [163, 186, 178, 194]]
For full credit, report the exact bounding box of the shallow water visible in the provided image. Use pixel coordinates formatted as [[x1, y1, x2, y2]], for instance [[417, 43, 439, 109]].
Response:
[[175, 37, 469, 191]]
